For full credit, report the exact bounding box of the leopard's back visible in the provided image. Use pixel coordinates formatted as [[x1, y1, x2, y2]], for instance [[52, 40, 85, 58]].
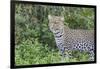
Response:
[[64, 27, 94, 40]]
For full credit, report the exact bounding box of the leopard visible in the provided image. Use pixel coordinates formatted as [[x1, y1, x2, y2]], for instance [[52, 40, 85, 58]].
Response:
[[48, 15, 95, 61]]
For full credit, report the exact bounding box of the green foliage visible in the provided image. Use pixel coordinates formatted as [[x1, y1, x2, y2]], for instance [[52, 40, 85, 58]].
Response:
[[15, 3, 94, 65], [64, 7, 94, 29], [15, 39, 61, 65], [15, 39, 89, 65]]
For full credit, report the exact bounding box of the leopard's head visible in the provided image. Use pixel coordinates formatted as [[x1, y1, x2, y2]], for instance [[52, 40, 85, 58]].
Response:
[[48, 15, 64, 33]]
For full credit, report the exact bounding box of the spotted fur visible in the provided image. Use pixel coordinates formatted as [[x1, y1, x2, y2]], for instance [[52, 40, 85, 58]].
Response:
[[48, 15, 94, 61]]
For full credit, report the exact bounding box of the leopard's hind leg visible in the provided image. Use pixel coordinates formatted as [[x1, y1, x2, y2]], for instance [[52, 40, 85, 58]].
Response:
[[88, 51, 94, 61]]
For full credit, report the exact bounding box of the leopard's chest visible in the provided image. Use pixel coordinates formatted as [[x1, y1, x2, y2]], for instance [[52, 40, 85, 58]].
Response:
[[54, 30, 64, 49]]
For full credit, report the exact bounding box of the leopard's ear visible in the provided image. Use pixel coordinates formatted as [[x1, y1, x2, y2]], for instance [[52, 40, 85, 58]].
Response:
[[48, 15, 52, 20]]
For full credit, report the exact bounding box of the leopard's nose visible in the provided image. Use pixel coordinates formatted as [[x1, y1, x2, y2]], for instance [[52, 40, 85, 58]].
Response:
[[55, 28, 59, 30]]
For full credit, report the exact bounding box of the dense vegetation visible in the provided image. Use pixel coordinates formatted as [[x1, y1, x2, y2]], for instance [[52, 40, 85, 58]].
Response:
[[15, 3, 94, 65]]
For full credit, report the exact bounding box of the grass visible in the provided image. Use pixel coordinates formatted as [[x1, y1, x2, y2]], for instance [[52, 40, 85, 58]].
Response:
[[15, 38, 90, 65]]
